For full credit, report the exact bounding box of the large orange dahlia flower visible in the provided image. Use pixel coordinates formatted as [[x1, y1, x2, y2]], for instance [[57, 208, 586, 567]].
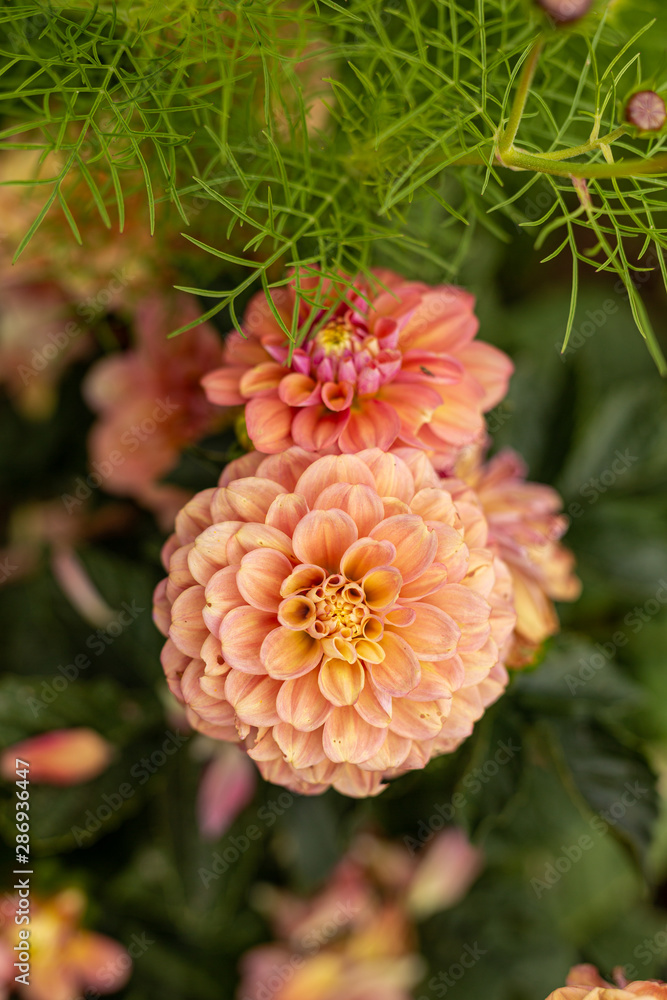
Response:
[[201, 271, 512, 463], [153, 447, 515, 797]]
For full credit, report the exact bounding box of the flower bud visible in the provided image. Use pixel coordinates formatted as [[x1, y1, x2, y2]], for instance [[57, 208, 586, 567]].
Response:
[[625, 90, 667, 132], [535, 0, 593, 23], [1, 728, 114, 785]]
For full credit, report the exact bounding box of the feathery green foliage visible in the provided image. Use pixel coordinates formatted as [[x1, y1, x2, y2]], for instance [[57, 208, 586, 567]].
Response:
[[1, 0, 666, 367]]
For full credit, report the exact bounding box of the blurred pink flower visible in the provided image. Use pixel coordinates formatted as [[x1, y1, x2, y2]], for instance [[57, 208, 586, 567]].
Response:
[[0, 275, 91, 419], [545, 964, 667, 999], [405, 827, 483, 919], [237, 827, 480, 1000], [83, 292, 223, 527], [238, 845, 420, 1000], [0, 728, 113, 786], [444, 446, 580, 666], [153, 446, 514, 797], [197, 743, 257, 840], [202, 270, 512, 461], [0, 888, 131, 1000]]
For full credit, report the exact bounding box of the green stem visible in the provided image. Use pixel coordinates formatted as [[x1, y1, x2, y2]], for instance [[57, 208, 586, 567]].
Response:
[[501, 147, 667, 178], [536, 126, 629, 161], [498, 36, 544, 156]]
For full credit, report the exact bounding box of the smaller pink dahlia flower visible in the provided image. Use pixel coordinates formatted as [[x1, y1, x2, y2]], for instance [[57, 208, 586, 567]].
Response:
[[545, 964, 667, 1000], [153, 446, 515, 797], [443, 446, 581, 666], [201, 270, 512, 462], [83, 292, 223, 527]]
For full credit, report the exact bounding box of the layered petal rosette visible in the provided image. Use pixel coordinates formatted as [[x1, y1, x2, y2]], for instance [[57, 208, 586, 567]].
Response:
[[444, 446, 581, 665], [153, 447, 515, 797], [201, 271, 512, 462]]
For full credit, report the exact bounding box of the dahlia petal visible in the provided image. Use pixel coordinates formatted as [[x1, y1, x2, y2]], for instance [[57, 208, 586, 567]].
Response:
[[370, 515, 437, 583], [340, 538, 396, 582], [362, 566, 402, 610], [399, 291, 478, 353], [292, 509, 358, 573], [246, 730, 282, 761], [153, 578, 172, 636], [278, 372, 322, 406], [313, 483, 384, 537], [384, 605, 416, 627], [291, 404, 349, 450], [219, 606, 277, 673], [175, 488, 215, 544], [160, 638, 190, 680], [276, 670, 333, 731], [295, 454, 376, 506], [393, 448, 443, 490], [201, 366, 246, 406], [383, 497, 411, 518], [355, 639, 385, 663], [277, 595, 317, 630], [458, 637, 500, 685], [226, 523, 294, 564], [169, 586, 208, 658], [273, 724, 326, 768], [201, 632, 229, 676], [261, 626, 322, 679], [462, 548, 496, 596], [203, 566, 244, 635], [265, 493, 309, 535], [357, 730, 412, 771], [356, 448, 416, 502], [321, 380, 354, 411], [318, 657, 365, 706], [323, 706, 386, 763], [418, 383, 485, 450], [217, 477, 289, 523], [239, 361, 287, 398], [355, 677, 393, 726], [331, 764, 386, 798], [385, 604, 460, 660], [236, 549, 293, 612], [456, 340, 514, 410], [389, 697, 446, 739], [427, 584, 491, 652], [245, 395, 294, 453], [337, 399, 401, 452], [403, 660, 457, 701], [398, 349, 464, 384], [377, 381, 442, 439], [224, 671, 282, 727], [398, 561, 449, 599], [167, 543, 196, 590], [280, 563, 326, 596], [321, 635, 357, 663], [371, 632, 421, 696], [256, 447, 316, 491], [189, 522, 243, 584], [200, 674, 227, 699], [410, 487, 461, 525], [218, 451, 265, 485]]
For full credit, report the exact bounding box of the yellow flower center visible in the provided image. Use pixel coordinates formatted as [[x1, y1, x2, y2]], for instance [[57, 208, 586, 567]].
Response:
[[315, 318, 354, 356]]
